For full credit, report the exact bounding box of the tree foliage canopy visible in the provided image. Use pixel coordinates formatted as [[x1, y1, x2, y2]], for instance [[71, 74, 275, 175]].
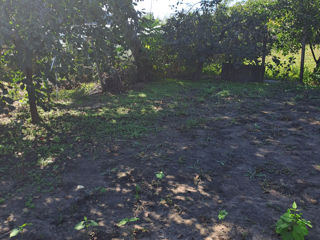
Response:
[[1, 0, 320, 121]]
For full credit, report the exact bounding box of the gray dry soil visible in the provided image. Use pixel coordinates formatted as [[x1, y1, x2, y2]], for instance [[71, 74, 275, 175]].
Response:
[[1, 85, 320, 240]]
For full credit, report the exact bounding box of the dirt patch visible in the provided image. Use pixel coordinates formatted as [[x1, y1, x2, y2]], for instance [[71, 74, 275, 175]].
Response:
[[1, 82, 320, 239]]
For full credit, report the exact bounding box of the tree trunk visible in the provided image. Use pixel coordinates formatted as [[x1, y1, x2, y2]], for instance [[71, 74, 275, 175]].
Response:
[[192, 61, 204, 81], [310, 44, 320, 72], [95, 62, 107, 92], [93, 39, 108, 92], [25, 67, 41, 124], [299, 34, 306, 85], [135, 50, 153, 82], [261, 37, 267, 82]]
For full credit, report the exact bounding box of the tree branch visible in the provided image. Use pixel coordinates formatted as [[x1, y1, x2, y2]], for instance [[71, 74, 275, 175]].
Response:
[[310, 43, 320, 64]]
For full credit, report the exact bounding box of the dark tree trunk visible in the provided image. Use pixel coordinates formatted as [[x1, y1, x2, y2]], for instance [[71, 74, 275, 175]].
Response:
[[315, 62, 320, 73], [135, 51, 153, 82], [125, 30, 153, 83], [14, 39, 41, 123], [310, 44, 320, 72], [25, 67, 41, 124], [93, 39, 108, 92], [299, 34, 306, 85], [192, 61, 204, 81], [95, 62, 107, 92], [261, 37, 267, 82]]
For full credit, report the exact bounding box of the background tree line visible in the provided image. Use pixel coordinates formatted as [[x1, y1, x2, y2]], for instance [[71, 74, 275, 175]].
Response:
[[1, 0, 320, 123]]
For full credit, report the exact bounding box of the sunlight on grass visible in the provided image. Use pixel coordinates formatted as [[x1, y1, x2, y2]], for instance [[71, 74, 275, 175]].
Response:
[[1, 78, 319, 180], [217, 90, 231, 97], [138, 93, 147, 98], [55, 82, 97, 101], [265, 46, 320, 83], [116, 107, 130, 115], [38, 156, 55, 169]]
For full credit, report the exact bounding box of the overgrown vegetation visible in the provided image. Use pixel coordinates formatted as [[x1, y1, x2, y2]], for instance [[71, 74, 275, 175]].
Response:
[[1, 0, 320, 122]]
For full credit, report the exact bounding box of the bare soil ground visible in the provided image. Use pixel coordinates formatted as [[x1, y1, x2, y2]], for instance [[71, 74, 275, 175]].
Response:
[[0, 80, 320, 239]]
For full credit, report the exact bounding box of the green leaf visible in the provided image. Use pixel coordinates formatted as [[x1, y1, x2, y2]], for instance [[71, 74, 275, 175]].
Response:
[[292, 202, 297, 210], [305, 221, 312, 228], [292, 224, 307, 240], [156, 171, 164, 179], [280, 212, 293, 223], [74, 221, 85, 230], [89, 220, 99, 227], [117, 217, 139, 227], [276, 222, 289, 232], [117, 218, 129, 227], [218, 210, 228, 220], [9, 223, 32, 237], [9, 229, 20, 238], [128, 217, 139, 222], [20, 223, 32, 228], [280, 231, 293, 240]]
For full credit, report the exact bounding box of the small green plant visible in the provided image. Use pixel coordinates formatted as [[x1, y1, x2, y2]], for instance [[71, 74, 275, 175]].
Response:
[[25, 196, 35, 209], [276, 202, 312, 240], [217, 160, 225, 166], [52, 135, 61, 143], [155, 171, 165, 179], [10, 223, 32, 238], [135, 184, 141, 201], [116, 217, 139, 227], [0, 198, 5, 204], [74, 216, 99, 231], [94, 186, 107, 194], [178, 156, 186, 164], [246, 168, 266, 180], [218, 210, 228, 220]]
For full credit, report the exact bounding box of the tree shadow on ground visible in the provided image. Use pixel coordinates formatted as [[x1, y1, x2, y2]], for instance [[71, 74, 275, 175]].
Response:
[[1, 79, 320, 239]]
